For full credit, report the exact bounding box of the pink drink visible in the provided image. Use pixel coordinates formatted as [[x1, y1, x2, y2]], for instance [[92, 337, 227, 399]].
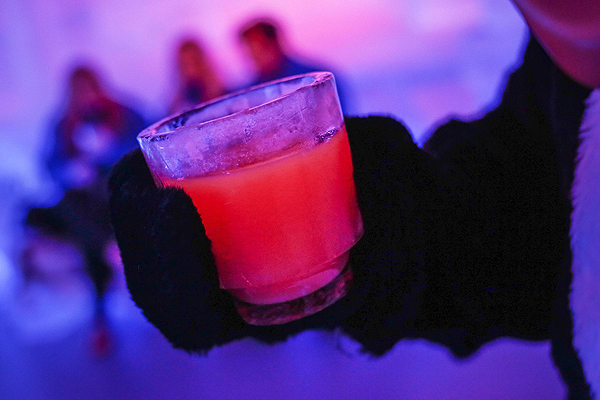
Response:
[[139, 72, 363, 324], [164, 126, 362, 305]]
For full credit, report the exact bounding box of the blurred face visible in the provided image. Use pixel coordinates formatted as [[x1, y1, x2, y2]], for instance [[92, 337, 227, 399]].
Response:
[[512, 0, 600, 42], [242, 31, 284, 77], [511, 0, 600, 87]]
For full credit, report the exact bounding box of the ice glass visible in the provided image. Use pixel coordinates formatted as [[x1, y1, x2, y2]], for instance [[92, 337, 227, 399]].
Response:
[[138, 72, 363, 325]]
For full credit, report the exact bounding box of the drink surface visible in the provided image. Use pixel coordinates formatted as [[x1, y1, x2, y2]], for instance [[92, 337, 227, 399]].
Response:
[[163, 125, 363, 294]]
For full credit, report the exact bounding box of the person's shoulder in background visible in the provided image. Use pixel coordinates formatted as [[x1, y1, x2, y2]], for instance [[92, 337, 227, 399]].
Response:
[[283, 56, 352, 113]]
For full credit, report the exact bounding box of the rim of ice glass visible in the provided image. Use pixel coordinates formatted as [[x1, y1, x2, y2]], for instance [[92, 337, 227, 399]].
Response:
[[138, 71, 334, 142]]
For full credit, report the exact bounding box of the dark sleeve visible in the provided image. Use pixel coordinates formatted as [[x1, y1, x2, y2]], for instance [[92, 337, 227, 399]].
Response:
[[115, 105, 146, 158], [338, 38, 584, 358], [121, 106, 146, 142]]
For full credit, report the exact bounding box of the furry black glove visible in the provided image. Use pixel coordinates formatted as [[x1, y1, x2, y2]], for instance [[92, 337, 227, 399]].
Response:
[[109, 116, 431, 354]]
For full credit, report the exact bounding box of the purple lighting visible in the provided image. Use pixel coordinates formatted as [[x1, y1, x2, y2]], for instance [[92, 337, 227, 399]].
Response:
[[0, 0, 565, 399]]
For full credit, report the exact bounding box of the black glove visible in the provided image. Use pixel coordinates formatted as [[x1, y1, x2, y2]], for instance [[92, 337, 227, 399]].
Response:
[[109, 116, 432, 355]]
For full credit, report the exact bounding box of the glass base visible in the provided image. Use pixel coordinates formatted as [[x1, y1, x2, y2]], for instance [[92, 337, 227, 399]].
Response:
[[233, 262, 353, 326]]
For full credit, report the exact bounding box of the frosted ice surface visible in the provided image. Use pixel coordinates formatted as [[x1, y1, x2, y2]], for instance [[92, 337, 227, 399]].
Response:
[[140, 73, 343, 180]]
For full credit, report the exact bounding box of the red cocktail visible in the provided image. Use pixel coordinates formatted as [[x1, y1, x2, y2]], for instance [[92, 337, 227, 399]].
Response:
[[138, 73, 363, 325]]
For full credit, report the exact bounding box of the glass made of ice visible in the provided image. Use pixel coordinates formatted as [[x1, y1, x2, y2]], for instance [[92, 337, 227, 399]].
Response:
[[138, 72, 363, 325]]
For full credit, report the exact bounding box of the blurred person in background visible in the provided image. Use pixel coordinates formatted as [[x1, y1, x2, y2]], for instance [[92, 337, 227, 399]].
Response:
[[170, 39, 227, 114], [47, 66, 145, 191], [22, 65, 145, 356], [238, 17, 349, 109]]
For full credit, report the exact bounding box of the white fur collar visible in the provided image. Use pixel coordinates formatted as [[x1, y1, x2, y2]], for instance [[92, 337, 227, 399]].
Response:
[[571, 88, 600, 398]]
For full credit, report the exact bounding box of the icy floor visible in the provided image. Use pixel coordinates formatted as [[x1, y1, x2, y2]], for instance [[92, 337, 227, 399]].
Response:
[[0, 282, 565, 400]]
